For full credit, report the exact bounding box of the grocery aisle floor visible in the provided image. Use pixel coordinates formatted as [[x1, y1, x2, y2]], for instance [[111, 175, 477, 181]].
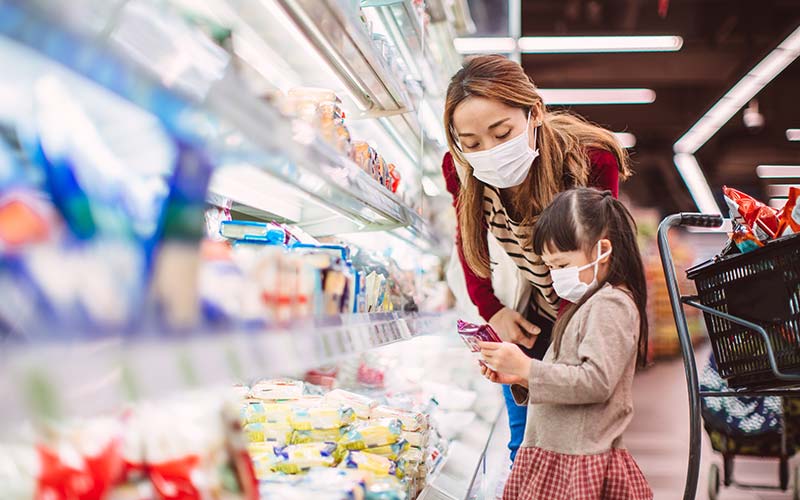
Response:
[[481, 341, 797, 499]]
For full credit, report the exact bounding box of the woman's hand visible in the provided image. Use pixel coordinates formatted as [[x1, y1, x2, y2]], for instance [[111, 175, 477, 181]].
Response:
[[479, 363, 527, 386], [479, 341, 532, 381], [489, 307, 540, 348]]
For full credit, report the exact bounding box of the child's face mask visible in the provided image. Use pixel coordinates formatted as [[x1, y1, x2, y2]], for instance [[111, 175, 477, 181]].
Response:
[[549, 241, 612, 303]]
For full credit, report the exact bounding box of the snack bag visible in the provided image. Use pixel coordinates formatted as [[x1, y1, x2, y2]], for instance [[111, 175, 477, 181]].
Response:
[[340, 418, 402, 450], [366, 439, 409, 461], [250, 379, 304, 401], [289, 405, 356, 431], [370, 406, 427, 432], [324, 389, 376, 419], [272, 442, 341, 474], [731, 222, 764, 254], [243, 422, 293, 445], [457, 319, 502, 355], [723, 186, 780, 241], [289, 427, 346, 445], [779, 187, 800, 236], [340, 451, 396, 476]]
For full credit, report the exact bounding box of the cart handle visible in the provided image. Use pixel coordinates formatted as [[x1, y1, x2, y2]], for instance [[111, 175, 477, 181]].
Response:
[[677, 212, 724, 228], [682, 298, 800, 382]]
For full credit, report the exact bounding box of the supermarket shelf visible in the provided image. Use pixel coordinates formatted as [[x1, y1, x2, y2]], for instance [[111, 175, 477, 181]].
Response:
[[0, 311, 457, 430]]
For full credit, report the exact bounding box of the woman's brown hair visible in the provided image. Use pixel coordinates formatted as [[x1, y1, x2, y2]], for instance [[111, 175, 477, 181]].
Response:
[[444, 55, 631, 278], [532, 188, 649, 368]]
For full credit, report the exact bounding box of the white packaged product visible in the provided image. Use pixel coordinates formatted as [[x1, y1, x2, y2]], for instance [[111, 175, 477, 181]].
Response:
[[250, 379, 305, 401], [324, 389, 376, 419], [370, 406, 427, 432]]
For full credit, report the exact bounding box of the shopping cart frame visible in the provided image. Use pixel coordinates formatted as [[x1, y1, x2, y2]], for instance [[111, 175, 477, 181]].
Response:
[[657, 213, 800, 500]]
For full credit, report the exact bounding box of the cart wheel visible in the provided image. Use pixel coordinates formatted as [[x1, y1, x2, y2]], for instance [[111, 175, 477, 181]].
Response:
[[793, 464, 800, 500], [781, 457, 790, 490], [709, 463, 721, 500]]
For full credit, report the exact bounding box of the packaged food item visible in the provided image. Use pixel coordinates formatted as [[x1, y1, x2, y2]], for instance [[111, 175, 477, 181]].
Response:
[[250, 379, 304, 401], [324, 389, 377, 420], [289, 405, 356, 431], [290, 428, 345, 445], [340, 419, 402, 450], [387, 164, 400, 194], [723, 186, 780, 241], [400, 430, 428, 448], [304, 467, 369, 499], [366, 439, 409, 461], [779, 187, 800, 236], [457, 319, 502, 355], [370, 407, 427, 432], [242, 401, 293, 424], [731, 222, 764, 254], [365, 475, 407, 500], [340, 451, 396, 476], [396, 447, 424, 479], [243, 422, 293, 445], [272, 442, 341, 474]]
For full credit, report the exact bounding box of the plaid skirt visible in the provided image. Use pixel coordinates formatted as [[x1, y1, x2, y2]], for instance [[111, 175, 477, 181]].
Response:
[[502, 447, 652, 500]]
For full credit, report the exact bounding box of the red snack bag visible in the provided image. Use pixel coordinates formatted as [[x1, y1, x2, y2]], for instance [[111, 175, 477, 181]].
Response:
[[723, 186, 780, 241], [731, 223, 764, 254], [388, 164, 401, 193], [779, 187, 800, 237]]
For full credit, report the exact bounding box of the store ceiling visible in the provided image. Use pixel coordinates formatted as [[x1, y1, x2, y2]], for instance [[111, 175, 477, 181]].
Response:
[[514, 0, 800, 213]]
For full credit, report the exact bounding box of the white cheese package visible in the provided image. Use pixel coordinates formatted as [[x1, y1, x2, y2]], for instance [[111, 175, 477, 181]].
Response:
[[370, 406, 427, 432], [364, 439, 409, 461], [251, 379, 305, 401], [272, 442, 341, 474], [289, 405, 356, 431], [339, 418, 402, 450], [340, 450, 396, 476], [324, 389, 377, 419]]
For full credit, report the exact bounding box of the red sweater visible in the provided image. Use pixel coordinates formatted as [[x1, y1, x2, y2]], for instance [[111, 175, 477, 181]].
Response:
[[443, 149, 621, 321]]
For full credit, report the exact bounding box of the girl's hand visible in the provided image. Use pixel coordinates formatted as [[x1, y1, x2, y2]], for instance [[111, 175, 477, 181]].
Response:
[[489, 307, 540, 348], [479, 362, 527, 386], [479, 341, 532, 381]]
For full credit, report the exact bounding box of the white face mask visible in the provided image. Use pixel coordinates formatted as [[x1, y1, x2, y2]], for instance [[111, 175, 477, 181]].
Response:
[[550, 241, 612, 303], [461, 111, 540, 188]]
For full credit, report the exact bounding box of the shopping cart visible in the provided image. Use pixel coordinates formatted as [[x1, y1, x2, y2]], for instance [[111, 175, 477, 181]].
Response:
[[658, 213, 800, 500]]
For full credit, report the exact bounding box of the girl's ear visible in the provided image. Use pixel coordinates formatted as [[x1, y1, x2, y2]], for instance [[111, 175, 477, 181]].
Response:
[[598, 238, 612, 263]]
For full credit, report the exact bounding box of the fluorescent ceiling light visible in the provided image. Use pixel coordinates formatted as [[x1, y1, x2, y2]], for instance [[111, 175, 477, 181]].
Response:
[[767, 184, 799, 197], [674, 25, 800, 154], [518, 35, 683, 53], [757, 165, 800, 178], [673, 153, 721, 214], [538, 88, 655, 105], [787, 129, 800, 141], [769, 198, 789, 209], [453, 37, 516, 54], [613, 132, 637, 148]]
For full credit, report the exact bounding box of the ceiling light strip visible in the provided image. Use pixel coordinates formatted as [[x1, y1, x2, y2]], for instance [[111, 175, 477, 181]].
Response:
[[538, 88, 655, 105], [757, 165, 800, 178], [452, 37, 516, 54], [518, 35, 683, 53], [786, 129, 800, 141], [674, 25, 800, 154]]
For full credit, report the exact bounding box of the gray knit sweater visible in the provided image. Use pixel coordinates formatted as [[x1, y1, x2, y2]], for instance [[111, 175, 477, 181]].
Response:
[[511, 284, 640, 455]]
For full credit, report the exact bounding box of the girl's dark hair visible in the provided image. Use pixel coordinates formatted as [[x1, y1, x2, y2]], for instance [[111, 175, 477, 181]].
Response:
[[532, 188, 648, 368]]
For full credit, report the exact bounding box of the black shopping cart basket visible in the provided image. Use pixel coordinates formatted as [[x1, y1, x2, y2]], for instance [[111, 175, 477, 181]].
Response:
[[658, 213, 800, 500]]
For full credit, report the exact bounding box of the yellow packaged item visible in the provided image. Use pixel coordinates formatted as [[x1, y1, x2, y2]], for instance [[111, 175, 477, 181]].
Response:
[[244, 422, 293, 445], [400, 430, 429, 448], [289, 405, 356, 431], [341, 450, 396, 476], [340, 418, 402, 450], [243, 401, 293, 424], [370, 406, 426, 432], [290, 427, 346, 445], [272, 442, 342, 474], [324, 389, 376, 419], [365, 439, 409, 461]]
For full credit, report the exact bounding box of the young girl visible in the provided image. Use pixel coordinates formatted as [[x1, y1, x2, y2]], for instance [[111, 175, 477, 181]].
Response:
[[479, 188, 652, 500]]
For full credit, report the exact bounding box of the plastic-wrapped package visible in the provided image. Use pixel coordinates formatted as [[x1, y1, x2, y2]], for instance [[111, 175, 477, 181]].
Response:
[[242, 401, 293, 424], [243, 422, 293, 445], [289, 428, 345, 445], [724, 186, 781, 241], [272, 442, 341, 474], [324, 389, 376, 420], [370, 407, 427, 432], [289, 405, 356, 431], [779, 187, 800, 236], [304, 467, 369, 498], [339, 419, 402, 450], [399, 430, 428, 448], [364, 439, 409, 461], [340, 450, 396, 476], [365, 475, 407, 500], [250, 379, 304, 401]]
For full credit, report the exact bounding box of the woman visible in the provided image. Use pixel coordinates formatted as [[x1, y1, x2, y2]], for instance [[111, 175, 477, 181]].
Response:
[[442, 54, 630, 462]]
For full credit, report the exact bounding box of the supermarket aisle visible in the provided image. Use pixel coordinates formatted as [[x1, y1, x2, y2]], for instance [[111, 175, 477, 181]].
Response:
[[628, 343, 795, 500]]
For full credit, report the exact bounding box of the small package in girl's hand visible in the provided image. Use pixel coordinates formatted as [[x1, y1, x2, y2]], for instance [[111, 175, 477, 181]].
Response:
[[457, 319, 502, 353]]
